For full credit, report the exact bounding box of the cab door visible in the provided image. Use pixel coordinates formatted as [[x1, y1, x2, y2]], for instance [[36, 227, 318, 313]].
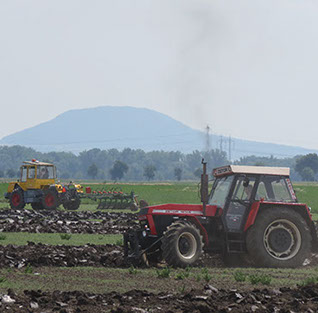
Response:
[[223, 175, 257, 231], [26, 166, 36, 189]]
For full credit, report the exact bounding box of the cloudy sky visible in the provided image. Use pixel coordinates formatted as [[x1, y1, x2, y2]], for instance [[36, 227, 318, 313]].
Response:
[[1, 0, 318, 149]]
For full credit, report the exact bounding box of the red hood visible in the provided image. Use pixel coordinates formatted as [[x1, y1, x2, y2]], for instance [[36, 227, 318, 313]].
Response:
[[146, 203, 221, 217], [148, 203, 203, 211]]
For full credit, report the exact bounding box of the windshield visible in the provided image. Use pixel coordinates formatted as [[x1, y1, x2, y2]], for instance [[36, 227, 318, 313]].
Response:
[[37, 166, 55, 179], [209, 175, 234, 208]]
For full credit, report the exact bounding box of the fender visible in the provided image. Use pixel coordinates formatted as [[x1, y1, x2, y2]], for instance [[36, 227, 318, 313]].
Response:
[[147, 214, 209, 245], [244, 201, 313, 232], [186, 216, 209, 246]]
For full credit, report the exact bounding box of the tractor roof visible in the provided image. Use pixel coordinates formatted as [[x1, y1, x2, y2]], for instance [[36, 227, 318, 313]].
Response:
[[23, 160, 53, 166], [213, 165, 290, 177]]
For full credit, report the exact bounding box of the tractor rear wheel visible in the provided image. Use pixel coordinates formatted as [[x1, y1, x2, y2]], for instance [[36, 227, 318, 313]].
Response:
[[63, 197, 80, 210], [162, 219, 203, 267], [10, 189, 25, 209], [42, 189, 59, 210], [246, 208, 311, 268]]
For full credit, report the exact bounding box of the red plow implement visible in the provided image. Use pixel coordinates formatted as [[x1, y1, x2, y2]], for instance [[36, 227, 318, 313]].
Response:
[[83, 188, 138, 211]]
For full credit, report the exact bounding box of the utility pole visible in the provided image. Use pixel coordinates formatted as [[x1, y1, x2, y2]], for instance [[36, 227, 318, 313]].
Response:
[[205, 125, 210, 152], [228, 136, 232, 163], [219, 136, 223, 152]]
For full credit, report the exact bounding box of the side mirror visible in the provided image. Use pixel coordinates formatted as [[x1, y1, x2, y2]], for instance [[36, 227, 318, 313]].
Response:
[[243, 177, 250, 187]]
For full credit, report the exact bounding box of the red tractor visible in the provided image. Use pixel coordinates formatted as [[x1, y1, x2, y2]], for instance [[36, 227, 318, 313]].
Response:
[[124, 161, 318, 268]]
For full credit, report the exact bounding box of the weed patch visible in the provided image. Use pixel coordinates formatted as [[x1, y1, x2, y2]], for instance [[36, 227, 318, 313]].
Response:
[[233, 270, 247, 282], [156, 267, 171, 279], [24, 264, 33, 274], [248, 273, 271, 285], [60, 234, 72, 240], [128, 266, 138, 275]]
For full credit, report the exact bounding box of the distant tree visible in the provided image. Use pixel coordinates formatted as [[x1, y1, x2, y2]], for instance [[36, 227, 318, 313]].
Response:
[[295, 154, 318, 180], [174, 167, 182, 181], [194, 168, 202, 179], [254, 162, 265, 166], [6, 168, 16, 178], [87, 163, 98, 179], [61, 172, 70, 179], [300, 167, 315, 181], [144, 165, 156, 181], [109, 160, 128, 180]]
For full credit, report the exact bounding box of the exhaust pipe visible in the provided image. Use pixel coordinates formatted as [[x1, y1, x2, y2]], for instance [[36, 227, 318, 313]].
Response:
[[201, 159, 209, 215]]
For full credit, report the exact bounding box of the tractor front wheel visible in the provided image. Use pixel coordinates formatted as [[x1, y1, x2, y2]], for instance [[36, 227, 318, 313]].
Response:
[[10, 189, 25, 209], [246, 208, 311, 268], [162, 219, 203, 267], [42, 190, 59, 210]]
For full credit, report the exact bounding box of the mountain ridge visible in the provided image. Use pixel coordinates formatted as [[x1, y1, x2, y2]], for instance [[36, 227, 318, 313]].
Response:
[[1, 106, 317, 159]]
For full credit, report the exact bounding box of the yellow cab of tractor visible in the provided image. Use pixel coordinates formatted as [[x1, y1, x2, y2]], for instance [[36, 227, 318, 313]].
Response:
[[5, 159, 83, 210]]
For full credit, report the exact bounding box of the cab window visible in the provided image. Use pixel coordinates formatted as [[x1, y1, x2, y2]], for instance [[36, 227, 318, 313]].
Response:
[[37, 166, 54, 179], [28, 166, 35, 179], [21, 167, 27, 182], [232, 176, 256, 201], [209, 175, 234, 208], [256, 176, 293, 202]]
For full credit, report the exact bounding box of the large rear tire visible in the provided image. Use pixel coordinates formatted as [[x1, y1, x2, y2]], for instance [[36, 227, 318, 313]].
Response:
[[63, 197, 81, 210], [42, 189, 59, 210], [162, 219, 203, 268], [63, 189, 81, 210], [9, 189, 25, 209], [246, 208, 311, 268]]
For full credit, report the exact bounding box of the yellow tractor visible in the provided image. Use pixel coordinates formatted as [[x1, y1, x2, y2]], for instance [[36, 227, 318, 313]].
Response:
[[5, 160, 83, 210]]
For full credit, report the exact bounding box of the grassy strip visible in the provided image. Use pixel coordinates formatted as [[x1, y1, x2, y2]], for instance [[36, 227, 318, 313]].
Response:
[[0, 266, 318, 294], [1, 182, 318, 214], [0, 232, 122, 246]]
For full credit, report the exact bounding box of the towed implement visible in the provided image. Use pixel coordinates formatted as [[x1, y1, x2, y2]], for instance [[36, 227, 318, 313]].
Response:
[[124, 161, 318, 268], [84, 188, 138, 211]]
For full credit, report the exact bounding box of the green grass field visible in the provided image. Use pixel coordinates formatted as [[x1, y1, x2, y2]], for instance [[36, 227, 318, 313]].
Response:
[[1, 181, 318, 211], [0, 232, 122, 246]]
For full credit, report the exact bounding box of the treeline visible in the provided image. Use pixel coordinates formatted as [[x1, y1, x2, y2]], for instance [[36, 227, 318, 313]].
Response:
[[0, 146, 227, 181], [0, 145, 316, 181]]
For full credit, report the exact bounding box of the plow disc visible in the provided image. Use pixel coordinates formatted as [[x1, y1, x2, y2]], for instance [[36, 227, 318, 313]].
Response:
[[82, 189, 139, 211]]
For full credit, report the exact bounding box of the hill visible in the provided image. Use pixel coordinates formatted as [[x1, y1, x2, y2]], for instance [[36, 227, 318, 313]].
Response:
[[0, 106, 317, 159]]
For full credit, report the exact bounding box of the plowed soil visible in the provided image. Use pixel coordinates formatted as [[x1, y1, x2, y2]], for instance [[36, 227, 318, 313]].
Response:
[[1, 284, 318, 312], [0, 209, 137, 234]]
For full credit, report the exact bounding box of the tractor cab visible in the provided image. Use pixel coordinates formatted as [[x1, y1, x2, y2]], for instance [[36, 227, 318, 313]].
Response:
[[209, 165, 297, 232], [18, 160, 57, 190]]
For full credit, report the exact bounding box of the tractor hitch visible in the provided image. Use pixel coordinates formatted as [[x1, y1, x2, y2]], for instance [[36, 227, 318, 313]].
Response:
[[123, 230, 162, 266]]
